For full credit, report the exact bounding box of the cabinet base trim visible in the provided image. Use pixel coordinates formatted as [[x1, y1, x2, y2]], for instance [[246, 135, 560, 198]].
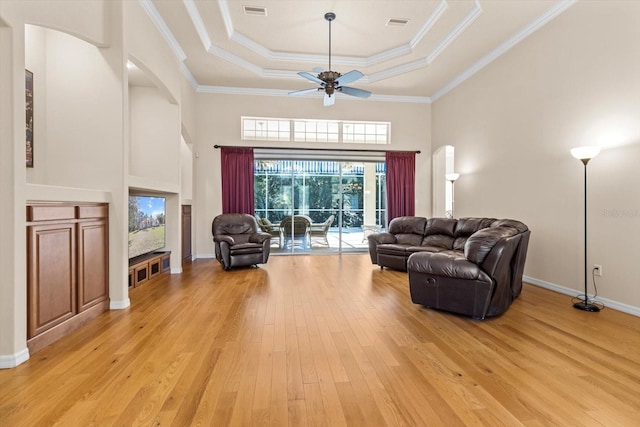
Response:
[[27, 300, 109, 354], [0, 348, 30, 369]]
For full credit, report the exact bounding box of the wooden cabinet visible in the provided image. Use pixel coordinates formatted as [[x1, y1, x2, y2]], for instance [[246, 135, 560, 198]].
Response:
[[27, 222, 77, 338], [182, 205, 192, 260], [26, 202, 109, 353], [77, 218, 109, 312], [128, 252, 170, 287]]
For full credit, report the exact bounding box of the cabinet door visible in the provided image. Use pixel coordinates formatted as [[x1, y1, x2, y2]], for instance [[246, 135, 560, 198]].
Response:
[[27, 223, 76, 338], [182, 205, 192, 260], [77, 219, 109, 312]]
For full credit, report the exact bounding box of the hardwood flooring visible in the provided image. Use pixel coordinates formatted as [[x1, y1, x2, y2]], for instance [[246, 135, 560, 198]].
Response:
[[1, 254, 640, 426]]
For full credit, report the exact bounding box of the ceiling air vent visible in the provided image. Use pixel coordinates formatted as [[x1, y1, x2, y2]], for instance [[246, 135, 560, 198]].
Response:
[[386, 18, 409, 27], [243, 6, 267, 16]]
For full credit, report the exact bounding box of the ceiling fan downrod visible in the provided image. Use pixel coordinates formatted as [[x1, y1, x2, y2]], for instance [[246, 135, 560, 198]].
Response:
[[325, 12, 335, 72]]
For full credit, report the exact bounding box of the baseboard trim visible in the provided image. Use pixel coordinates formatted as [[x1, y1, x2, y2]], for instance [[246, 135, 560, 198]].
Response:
[[195, 253, 216, 259], [110, 298, 131, 310], [524, 275, 640, 317], [170, 267, 183, 274], [0, 348, 30, 369]]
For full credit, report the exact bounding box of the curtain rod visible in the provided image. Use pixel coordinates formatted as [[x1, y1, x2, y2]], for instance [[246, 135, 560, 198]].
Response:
[[213, 144, 420, 154]]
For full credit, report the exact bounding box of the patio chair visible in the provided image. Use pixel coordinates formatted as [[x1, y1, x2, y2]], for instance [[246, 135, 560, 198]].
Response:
[[255, 216, 283, 248], [280, 215, 311, 249], [310, 215, 335, 247]]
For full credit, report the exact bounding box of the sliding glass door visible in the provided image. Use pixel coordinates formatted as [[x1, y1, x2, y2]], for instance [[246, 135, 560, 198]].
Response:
[[254, 160, 386, 255]]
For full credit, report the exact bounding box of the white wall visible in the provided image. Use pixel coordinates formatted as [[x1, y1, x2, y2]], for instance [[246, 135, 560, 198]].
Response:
[[193, 93, 431, 257], [125, 0, 180, 104], [129, 86, 181, 185], [33, 28, 124, 190], [432, 1, 640, 311]]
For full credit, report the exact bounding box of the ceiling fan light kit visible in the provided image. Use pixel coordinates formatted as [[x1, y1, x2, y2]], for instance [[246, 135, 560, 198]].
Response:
[[289, 12, 372, 106]]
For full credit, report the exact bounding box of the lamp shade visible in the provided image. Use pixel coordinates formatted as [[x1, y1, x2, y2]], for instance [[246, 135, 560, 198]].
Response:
[[571, 146, 601, 161], [446, 173, 460, 182]]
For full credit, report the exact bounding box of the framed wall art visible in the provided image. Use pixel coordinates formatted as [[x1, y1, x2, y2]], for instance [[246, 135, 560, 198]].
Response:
[[26, 69, 33, 167]]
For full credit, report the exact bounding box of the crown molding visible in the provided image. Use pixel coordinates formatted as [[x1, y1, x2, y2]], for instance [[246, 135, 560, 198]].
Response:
[[183, 0, 211, 49], [212, 0, 450, 68], [431, 0, 577, 101], [180, 62, 199, 89], [139, 0, 186, 62], [427, 0, 482, 64]]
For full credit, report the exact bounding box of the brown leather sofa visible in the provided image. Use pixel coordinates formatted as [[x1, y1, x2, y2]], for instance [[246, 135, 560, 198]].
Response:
[[368, 216, 530, 319], [212, 213, 271, 270]]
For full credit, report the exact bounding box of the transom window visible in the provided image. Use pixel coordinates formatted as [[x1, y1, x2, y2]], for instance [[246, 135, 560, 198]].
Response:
[[241, 116, 390, 144], [242, 118, 290, 141]]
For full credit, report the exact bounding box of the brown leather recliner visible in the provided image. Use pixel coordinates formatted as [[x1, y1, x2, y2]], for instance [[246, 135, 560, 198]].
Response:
[[212, 213, 271, 270]]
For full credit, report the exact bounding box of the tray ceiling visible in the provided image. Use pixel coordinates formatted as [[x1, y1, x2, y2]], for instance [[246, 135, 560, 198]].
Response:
[[137, 0, 576, 102]]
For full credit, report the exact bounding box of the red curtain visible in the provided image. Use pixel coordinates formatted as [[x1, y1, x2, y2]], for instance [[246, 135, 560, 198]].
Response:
[[385, 151, 415, 223], [220, 147, 255, 214]]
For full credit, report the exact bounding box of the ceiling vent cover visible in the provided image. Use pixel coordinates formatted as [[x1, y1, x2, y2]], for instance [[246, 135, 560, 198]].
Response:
[[243, 6, 267, 16], [386, 18, 409, 26]]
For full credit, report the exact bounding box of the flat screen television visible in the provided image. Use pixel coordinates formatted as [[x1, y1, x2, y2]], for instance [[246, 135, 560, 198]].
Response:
[[128, 195, 166, 260]]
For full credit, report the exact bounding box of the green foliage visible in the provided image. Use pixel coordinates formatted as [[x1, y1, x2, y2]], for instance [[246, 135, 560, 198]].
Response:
[[128, 197, 138, 232], [254, 161, 382, 229]]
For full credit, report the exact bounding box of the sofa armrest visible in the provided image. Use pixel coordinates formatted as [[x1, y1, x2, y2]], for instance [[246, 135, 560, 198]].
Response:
[[249, 232, 271, 244], [214, 235, 235, 245], [368, 232, 396, 245], [408, 252, 490, 281], [367, 232, 397, 264], [479, 234, 522, 316]]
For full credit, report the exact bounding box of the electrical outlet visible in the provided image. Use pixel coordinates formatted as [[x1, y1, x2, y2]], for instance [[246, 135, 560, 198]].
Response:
[[593, 264, 603, 277]]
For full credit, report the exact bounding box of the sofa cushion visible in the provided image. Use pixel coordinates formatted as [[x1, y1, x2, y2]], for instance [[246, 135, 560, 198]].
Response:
[[453, 217, 495, 250], [388, 216, 427, 235], [408, 252, 491, 282], [230, 242, 265, 255], [406, 245, 448, 254], [395, 233, 425, 246], [421, 234, 454, 249], [376, 244, 410, 256], [464, 226, 519, 264], [425, 218, 457, 236], [491, 219, 528, 233]]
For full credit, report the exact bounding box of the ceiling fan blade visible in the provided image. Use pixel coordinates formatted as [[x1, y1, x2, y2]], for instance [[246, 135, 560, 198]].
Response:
[[323, 93, 335, 107], [289, 88, 321, 96], [336, 70, 364, 86], [338, 86, 371, 99], [298, 71, 325, 86]]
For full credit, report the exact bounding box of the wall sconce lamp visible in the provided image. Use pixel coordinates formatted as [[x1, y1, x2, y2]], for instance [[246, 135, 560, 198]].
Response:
[[446, 173, 460, 218], [570, 146, 601, 312]]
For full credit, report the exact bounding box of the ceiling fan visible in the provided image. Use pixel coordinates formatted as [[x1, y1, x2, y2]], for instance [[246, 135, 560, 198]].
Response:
[[289, 12, 372, 107]]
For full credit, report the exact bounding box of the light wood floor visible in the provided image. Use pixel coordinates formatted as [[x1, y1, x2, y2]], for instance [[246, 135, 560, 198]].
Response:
[[2, 255, 640, 426]]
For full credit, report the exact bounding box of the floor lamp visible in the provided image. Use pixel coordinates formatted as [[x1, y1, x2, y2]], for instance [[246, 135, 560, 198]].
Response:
[[570, 146, 601, 312], [446, 173, 460, 218]]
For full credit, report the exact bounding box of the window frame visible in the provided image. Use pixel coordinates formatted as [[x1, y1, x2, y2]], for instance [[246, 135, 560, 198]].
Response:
[[241, 116, 391, 144]]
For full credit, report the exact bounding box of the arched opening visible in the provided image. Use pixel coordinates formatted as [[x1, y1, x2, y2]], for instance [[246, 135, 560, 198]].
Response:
[[432, 145, 456, 218]]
